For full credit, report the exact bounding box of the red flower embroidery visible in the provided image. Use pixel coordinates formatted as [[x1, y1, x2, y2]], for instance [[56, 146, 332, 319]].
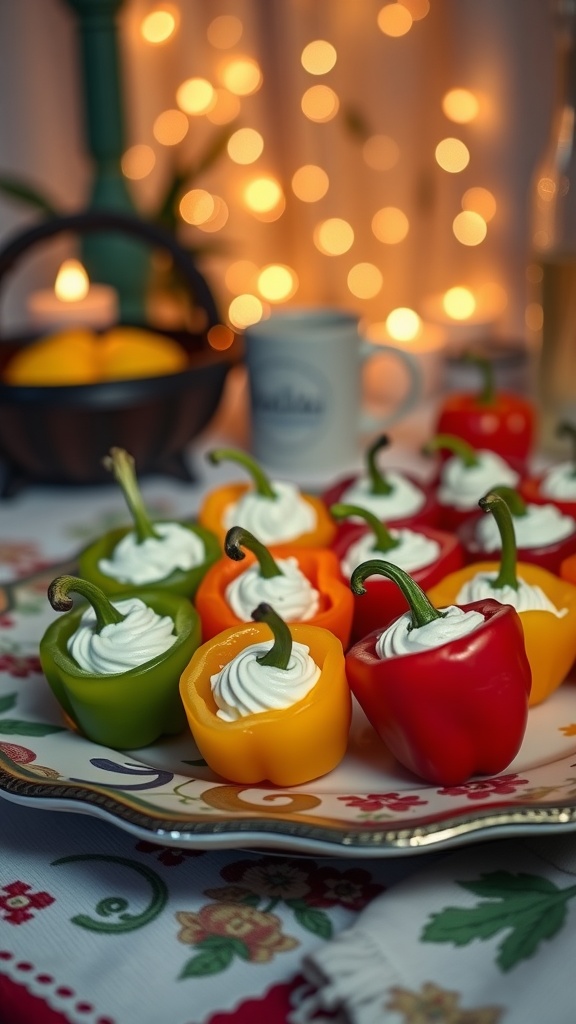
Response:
[[135, 840, 205, 866], [0, 743, 36, 764], [439, 774, 529, 800], [306, 867, 384, 910], [0, 653, 42, 678], [0, 882, 55, 924], [337, 792, 428, 814]]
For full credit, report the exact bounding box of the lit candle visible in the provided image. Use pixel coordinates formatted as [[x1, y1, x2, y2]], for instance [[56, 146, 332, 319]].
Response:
[[27, 259, 119, 333], [421, 290, 498, 351]]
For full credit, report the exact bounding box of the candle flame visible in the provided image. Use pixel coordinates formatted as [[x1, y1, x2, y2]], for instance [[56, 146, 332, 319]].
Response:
[[54, 260, 89, 303]]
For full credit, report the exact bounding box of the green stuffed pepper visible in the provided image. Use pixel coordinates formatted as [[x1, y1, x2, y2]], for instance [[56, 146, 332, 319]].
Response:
[[40, 574, 201, 749], [78, 447, 220, 598]]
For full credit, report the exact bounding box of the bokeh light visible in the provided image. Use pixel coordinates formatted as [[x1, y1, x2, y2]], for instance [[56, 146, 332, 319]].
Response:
[[176, 78, 215, 115], [435, 137, 470, 173], [525, 303, 543, 332], [243, 176, 285, 220], [442, 287, 477, 320], [291, 164, 329, 202], [399, 0, 430, 19], [313, 218, 354, 255], [225, 260, 259, 294], [219, 57, 263, 96], [372, 206, 409, 244], [206, 90, 241, 125], [122, 144, 156, 180], [153, 109, 189, 145], [179, 189, 215, 225], [228, 293, 263, 328], [207, 323, 236, 350], [207, 14, 243, 49], [442, 88, 480, 124], [227, 127, 264, 164], [462, 187, 497, 222], [386, 307, 421, 341], [301, 85, 339, 122], [377, 4, 413, 37], [257, 264, 298, 302], [347, 263, 383, 299], [301, 40, 337, 75], [196, 195, 229, 233], [362, 134, 400, 171], [141, 7, 178, 44], [453, 210, 487, 246]]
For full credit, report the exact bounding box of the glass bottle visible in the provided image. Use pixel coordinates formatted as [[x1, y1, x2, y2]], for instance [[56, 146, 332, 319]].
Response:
[[531, 0, 576, 454]]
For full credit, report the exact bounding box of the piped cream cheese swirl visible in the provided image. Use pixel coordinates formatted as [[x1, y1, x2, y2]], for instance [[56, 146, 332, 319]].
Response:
[[455, 572, 568, 617], [475, 503, 575, 551], [67, 597, 177, 674], [98, 522, 205, 584], [438, 451, 519, 510], [375, 604, 485, 659], [223, 481, 317, 544], [339, 471, 425, 520], [539, 462, 576, 500], [210, 640, 320, 721], [340, 528, 440, 579], [225, 558, 320, 622]]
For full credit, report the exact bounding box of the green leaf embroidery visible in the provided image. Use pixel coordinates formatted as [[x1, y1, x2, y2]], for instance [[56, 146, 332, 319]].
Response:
[[422, 871, 576, 971], [178, 936, 249, 978], [0, 694, 17, 714], [291, 903, 333, 939], [0, 720, 65, 736]]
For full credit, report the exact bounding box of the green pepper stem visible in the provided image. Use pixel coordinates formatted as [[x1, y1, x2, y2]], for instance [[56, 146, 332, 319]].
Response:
[[102, 447, 159, 543], [423, 433, 479, 468], [350, 560, 444, 629], [556, 421, 576, 477], [366, 434, 393, 495], [478, 492, 519, 591], [225, 526, 282, 579], [47, 575, 125, 631], [252, 602, 292, 669], [464, 351, 495, 406], [489, 485, 527, 518], [330, 502, 399, 553], [207, 448, 277, 499]]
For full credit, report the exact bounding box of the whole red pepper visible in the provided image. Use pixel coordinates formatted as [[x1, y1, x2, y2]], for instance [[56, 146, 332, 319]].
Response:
[[521, 421, 576, 516], [458, 485, 576, 573], [323, 434, 439, 531], [345, 559, 531, 786], [434, 352, 535, 473], [330, 502, 464, 642]]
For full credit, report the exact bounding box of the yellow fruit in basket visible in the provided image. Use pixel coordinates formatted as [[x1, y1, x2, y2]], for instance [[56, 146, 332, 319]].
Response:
[[2, 328, 100, 385], [100, 327, 188, 380]]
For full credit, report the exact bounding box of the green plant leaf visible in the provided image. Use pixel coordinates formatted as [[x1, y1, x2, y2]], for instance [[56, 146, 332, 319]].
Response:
[[0, 176, 60, 216], [0, 694, 17, 714], [0, 719, 65, 736]]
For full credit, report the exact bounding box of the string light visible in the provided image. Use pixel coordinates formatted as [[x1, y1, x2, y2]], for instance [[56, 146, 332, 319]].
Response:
[[243, 176, 285, 219], [301, 40, 337, 75], [228, 294, 263, 328], [121, 145, 155, 180], [207, 324, 236, 350], [442, 88, 479, 124], [227, 128, 264, 164], [141, 6, 178, 44], [462, 187, 497, 221], [153, 109, 188, 145], [179, 189, 215, 225], [372, 207, 409, 244], [443, 287, 476, 320], [196, 196, 229, 233], [377, 4, 413, 37], [207, 14, 243, 49], [219, 57, 263, 96], [206, 90, 241, 124], [399, 0, 430, 19], [386, 307, 421, 340], [435, 137, 470, 173], [347, 263, 383, 299], [176, 78, 215, 115], [301, 85, 339, 122], [257, 265, 298, 302], [313, 218, 354, 255], [453, 210, 487, 246], [291, 164, 329, 202], [225, 260, 259, 294], [362, 135, 400, 171]]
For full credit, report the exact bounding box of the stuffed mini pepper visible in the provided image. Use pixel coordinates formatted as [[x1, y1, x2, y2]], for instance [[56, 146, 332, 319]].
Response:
[[345, 559, 531, 786], [79, 447, 220, 598], [179, 602, 350, 786], [197, 447, 336, 549], [195, 526, 354, 646], [425, 433, 520, 531], [40, 574, 201, 748], [428, 492, 576, 706], [330, 502, 464, 642], [521, 422, 576, 516]]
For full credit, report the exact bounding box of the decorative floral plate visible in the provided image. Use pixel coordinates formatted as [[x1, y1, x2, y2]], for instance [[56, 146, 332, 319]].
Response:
[[2, 551, 576, 857]]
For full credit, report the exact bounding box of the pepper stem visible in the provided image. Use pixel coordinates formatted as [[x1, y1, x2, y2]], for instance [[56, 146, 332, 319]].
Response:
[[225, 526, 282, 579], [423, 433, 480, 468], [252, 602, 292, 669], [489, 485, 527, 518], [556, 421, 576, 477], [350, 560, 444, 629], [207, 448, 277, 499], [463, 351, 495, 406], [366, 435, 393, 495], [102, 447, 159, 543], [47, 575, 125, 631], [478, 492, 519, 591], [330, 503, 399, 554]]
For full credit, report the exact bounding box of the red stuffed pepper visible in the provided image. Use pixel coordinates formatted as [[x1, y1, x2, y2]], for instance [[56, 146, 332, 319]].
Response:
[[331, 502, 464, 642], [425, 433, 521, 532], [345, 559, 531, 786], [434, 351, 535, 474], [458, 484, 576, 573], [521, 421, 576, 516], [323, 434, 439, 531]]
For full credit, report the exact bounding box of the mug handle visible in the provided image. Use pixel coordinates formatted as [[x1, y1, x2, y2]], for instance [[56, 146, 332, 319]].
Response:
[[358, 340, 423, 431]]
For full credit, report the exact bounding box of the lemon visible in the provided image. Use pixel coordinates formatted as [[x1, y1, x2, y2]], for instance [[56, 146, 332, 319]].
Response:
[[2, 328, 100, 386], [100, 327, 188, 380]]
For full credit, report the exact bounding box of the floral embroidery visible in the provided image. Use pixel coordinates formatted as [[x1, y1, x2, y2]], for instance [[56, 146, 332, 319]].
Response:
[[305, 867, 383, 910], [176, 903, 298, 977], [135, 840, 205, 866], [0, 652, 42, 678], [215, 858, 312, 902], [385, 981, 503, 1023], [0, 742, 36, 764], [0, 542, 46, 577], [438, 774, 529, 800], [337, 792, 428, 814], [0, 881, 55, 924]]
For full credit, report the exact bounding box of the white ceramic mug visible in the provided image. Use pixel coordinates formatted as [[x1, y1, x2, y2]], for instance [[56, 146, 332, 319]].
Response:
[[244, 308, 423, 479]]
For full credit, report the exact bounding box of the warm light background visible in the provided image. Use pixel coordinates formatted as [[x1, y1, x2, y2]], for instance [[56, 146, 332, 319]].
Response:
[[0, 0, 556, 346]]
